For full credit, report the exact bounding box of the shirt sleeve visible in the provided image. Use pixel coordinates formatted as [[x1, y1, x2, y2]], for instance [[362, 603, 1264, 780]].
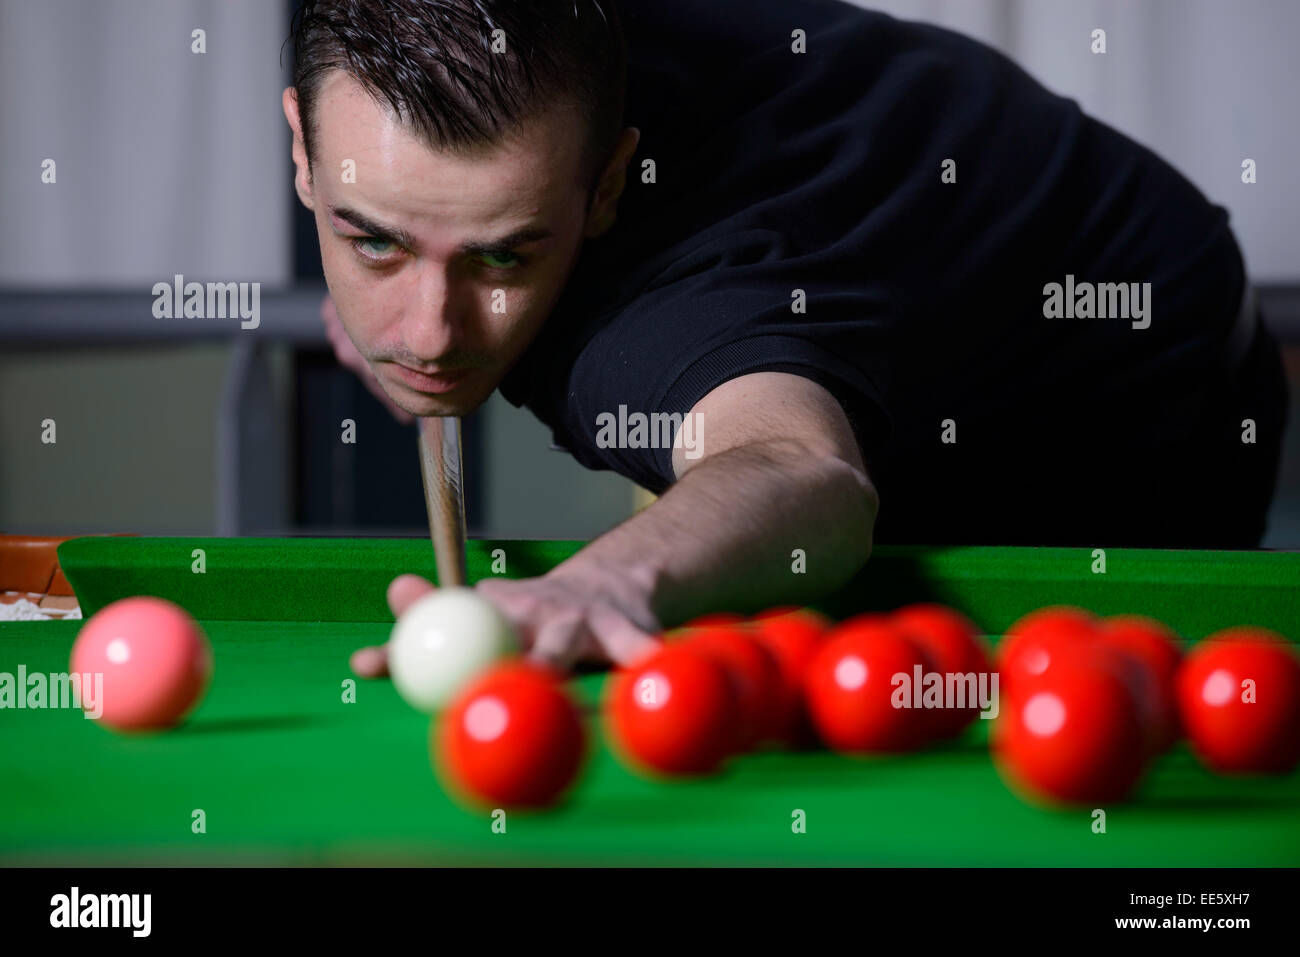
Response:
[[557, 277, 899, 492]]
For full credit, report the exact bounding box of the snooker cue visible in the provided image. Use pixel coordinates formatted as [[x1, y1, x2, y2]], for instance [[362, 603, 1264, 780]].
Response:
[[418, 415, 469, 587], [350, 416, 469, 678]]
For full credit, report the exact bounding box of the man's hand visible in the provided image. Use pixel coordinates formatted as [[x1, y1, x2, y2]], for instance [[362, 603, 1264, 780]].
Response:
[[348, 569, 661, 679], [320, 294, 415, 425], [475, 569, 662, 669]]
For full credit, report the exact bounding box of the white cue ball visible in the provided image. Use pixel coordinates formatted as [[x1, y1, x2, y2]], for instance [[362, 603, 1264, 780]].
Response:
[[387, 587, 519, 712]]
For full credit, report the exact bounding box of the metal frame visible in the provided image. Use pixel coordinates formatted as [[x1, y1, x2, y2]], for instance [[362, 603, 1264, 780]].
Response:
[[1, 286, 326, 535]]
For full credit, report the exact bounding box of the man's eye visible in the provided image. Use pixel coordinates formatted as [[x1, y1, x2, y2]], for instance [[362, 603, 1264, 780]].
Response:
[[476, 251, 523, 270], [351, 237, 398, 260]]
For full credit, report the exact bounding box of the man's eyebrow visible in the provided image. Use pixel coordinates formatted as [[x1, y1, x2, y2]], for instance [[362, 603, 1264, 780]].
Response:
[[328, 207, 553, 256], [329, 206, 417, 249], [459, 226, 555, 256]]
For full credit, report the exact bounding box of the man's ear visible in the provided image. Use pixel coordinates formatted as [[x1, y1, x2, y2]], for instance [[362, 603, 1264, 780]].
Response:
[[283, 86, 315, 211], [584, 126, 641, 238]]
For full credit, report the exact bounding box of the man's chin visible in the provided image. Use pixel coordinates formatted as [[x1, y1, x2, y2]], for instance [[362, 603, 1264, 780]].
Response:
[[407, 398, 475, 418]]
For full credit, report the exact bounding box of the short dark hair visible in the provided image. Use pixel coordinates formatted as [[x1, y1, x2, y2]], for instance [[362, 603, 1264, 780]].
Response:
[[289, 0, 627, 193]]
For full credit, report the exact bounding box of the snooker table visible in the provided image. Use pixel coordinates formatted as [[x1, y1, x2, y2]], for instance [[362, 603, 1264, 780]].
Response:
[[1, 535, 1298, 867]]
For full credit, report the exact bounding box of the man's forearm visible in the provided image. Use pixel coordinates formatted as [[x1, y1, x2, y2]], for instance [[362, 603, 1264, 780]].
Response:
[[548, 439, 878, 627]]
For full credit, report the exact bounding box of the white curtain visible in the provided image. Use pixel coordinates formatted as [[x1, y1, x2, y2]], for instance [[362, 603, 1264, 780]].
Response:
[[1, 1, 1294, 286], [0, 0, 292, 288], [853, 0, 1298, 282]]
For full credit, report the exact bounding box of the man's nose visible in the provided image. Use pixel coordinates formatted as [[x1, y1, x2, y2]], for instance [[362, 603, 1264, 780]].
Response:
[[401, 270, 466, 362]]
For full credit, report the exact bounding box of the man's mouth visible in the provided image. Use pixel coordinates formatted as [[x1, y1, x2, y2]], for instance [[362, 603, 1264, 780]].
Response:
[[388, 363, 473, 395]]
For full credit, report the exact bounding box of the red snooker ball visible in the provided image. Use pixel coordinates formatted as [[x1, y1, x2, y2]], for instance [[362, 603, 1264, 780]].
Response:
[[435, 662, 586, 808], [1007, 605, 1100, 641], [1176, 627, 1300, 775], [996, 605, 1100, 693], [803, 615, 933, 753], [749, 608, 831, 747], [891, 603, 992, 739], [1097, 615, 1183, 754], [605, 645, 738, 776], [679, 626, 781, 751], [69, 596, 213, 732], [993, 646, 1149, 804]]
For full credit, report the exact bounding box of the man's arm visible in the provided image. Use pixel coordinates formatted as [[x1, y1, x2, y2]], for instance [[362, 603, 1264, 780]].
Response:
[[547, 371, 879, 627], [391, 370, 878, 670]]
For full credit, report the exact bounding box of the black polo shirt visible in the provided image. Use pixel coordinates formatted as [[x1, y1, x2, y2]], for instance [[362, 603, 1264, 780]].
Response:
[[498, 0, 1264, 545]]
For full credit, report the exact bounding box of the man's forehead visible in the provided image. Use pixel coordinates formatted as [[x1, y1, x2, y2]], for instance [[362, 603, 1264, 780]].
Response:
[[311, 70, 583, 212]]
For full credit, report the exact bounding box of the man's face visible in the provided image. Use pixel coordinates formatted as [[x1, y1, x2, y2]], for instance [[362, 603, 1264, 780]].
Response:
[[294, 71, 595, 417]]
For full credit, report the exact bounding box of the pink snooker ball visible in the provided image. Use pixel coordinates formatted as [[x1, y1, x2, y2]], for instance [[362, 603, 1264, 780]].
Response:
[[69, 596, 213, 731]]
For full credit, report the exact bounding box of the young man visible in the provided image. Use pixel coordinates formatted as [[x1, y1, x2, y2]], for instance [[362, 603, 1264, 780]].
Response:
[[284, 0, 1287, 669]]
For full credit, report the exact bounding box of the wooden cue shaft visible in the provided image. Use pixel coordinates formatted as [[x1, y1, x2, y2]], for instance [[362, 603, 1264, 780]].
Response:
[[417, 416, 468, 587]]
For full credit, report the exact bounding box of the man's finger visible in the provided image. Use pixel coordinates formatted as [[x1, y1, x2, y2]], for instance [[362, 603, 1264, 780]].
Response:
[[588, 607, 661, 667], [349, 644, 389, 678], [526, 614, 588, 673], [600, 629, 662, 668], [387, 573, 436, 618]]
